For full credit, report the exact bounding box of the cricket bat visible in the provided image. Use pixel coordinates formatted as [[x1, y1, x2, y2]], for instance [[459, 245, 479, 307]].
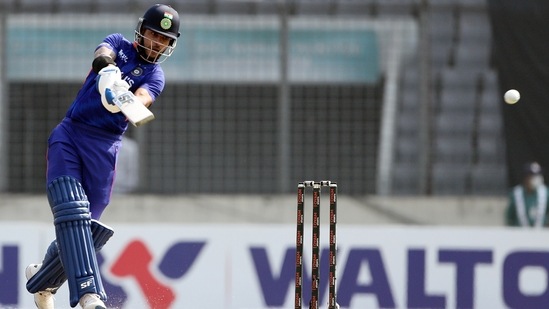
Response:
[[106, 89, 155, 126]]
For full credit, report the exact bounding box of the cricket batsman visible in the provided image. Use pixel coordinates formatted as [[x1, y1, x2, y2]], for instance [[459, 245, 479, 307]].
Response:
[[23, 4, 180, 308]]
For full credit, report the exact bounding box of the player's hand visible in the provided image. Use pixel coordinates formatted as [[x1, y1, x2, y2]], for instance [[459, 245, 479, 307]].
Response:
[[96, 66, 122, 113], [96, 65, 120, 93], [112, 79, 130, 95]]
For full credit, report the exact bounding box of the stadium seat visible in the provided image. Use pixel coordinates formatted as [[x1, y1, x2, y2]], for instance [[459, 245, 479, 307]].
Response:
[[295, 0, 334, 15], [429, 9, 456, 39], [470, 163, 507, 195], [95, 0, 133, 12], [476, 134, 506, 165], [398, 112, 420, 135], [396, 137, 419, 163], [458, 0, 487, 8], [435, 111, 475, 137], [400, 85, 420, 111], [478, 112, 502, 135], [438, 87, 477, 114], [1, 0, 17, 11], [400, 64, 421, 107], [434, 135, 473, 164], [216, 1, 257, 14], [428, 9, 457, 66], [256, 1, 280, 15], [440, 67, 479, 89], [479, 70, 500, 110], [55, 0, 92, 12], [431, 42, 453, 67], [428, 0, 461, 10], [18, 0, 55, 12], [454, 41, 491, 69], [377, 0, 418, 16], [431, 162, 470, 195], [391, 162, 421, 195], [335, 0, 375, 16], [459, 11, 491, 41], [478, 72, 504, 137]]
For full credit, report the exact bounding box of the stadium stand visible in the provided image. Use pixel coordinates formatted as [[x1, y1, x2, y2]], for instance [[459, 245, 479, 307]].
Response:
[[1, 0, 504, 196], [392, 0, 504, 195]]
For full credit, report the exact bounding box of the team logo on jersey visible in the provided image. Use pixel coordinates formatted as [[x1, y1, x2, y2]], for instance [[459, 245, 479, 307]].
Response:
[[131, 67, 143, 77]]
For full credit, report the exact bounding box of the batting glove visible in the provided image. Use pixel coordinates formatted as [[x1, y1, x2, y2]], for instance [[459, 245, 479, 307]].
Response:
[[96, 66, 122, 113]]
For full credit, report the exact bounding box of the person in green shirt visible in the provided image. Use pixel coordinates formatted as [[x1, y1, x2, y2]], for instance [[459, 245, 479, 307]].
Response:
[[506, 162, 549, 227]]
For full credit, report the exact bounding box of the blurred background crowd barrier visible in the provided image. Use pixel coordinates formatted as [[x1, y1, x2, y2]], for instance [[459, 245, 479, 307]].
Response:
[[0, 0, 505, 196]]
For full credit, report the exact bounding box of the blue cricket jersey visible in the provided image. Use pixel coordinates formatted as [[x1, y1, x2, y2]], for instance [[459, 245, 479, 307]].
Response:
[[49, 34, 167, 217], [66, 33, 166, 135]]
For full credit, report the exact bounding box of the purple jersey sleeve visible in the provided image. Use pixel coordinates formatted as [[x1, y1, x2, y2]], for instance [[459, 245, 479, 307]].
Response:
[[66, 33, 166, 134], [137, 66, 165, 104]]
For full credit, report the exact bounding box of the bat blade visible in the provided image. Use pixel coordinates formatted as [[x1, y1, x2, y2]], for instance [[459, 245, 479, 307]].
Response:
[[110, 90, 155, 126]]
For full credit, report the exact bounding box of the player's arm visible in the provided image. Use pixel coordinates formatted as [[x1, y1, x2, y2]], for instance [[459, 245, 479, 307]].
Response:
[[134, 88, 154, 108], [94, 45, 153, 108], [92, 47, 117, 74]]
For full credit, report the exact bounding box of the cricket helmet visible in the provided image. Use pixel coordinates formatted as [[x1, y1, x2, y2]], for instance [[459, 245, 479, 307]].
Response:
[[135, 4, 181, 63]]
